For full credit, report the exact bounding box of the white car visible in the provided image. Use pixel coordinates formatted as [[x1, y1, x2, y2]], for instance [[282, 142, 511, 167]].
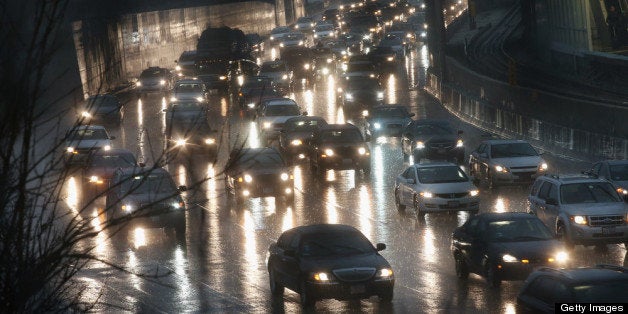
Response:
[[170, 79, 206, 102], [394, 162, 480, 218], [279, 32, 307, 48], [256, 98, 303, 145], [469, 139, 548, 189], [65, 125, 115, 164], [313, 24, 336, 41]]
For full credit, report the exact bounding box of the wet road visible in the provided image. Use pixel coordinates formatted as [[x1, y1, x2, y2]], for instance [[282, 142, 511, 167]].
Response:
[[65, 43, 627, 312]]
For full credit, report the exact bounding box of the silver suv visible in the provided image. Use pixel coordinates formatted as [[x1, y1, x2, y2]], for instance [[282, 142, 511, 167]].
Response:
[[528, 174, 628, 248]]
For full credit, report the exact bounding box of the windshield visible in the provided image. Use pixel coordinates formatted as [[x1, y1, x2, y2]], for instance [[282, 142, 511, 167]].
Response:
[[609, 164, 628, 181], [560, 182, 622, 204], [175, 83, 203, 92], [381, 37, 403, 46], [122, 173, 176, 195], [86, 96, 118, 111], [316, 25, 334, 31], [319, 129, 363, 142], [285, 33, 304, 40], [265, 104, 300, 116], [347, 63, 375, 72], [300, 231, 374, 257], [486, 218, 554, 242], [572, 281, 628, 302], [272, 27, 290, 34], [285, 119, 325, 131], [236, 153, 284, 169], [347, 79, 379, 90], [410, 123, 453, 136], [91, 154, 136, 168], [68, 129, 108, 141], [170, 102, 203, 111], [140, 69, 164, 79], [490, 143, 538, 158], [372, 107, 408, 118], [417, 166, 468, 183]]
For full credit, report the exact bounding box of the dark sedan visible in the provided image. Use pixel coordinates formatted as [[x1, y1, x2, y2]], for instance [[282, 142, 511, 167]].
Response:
[[79, 94, 124, 125], [82, 148, 139, 199], [308, 123, 371, 176], [451, 212, 569, 288], [278, 116, 328, 162], [365, 105, 414, 139], [267, 224, 394, 307], [401, 119, 465, 164]]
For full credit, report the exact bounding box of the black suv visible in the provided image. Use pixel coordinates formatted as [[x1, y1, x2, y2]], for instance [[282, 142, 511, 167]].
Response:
[[224, 147, 294, 206], [308, 123, 371, 176], [401, 119, 465, 164], [280, 46, 314, 81], [164, 101, 218, 157], [517, 265, 628, 313], [278, 116, 328, 162]]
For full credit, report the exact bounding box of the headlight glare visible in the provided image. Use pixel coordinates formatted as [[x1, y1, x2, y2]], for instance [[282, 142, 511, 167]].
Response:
[[324, 148, 334, 156], [280, 173, 289, 181], [376, 268, 394, 278], [205, 138, 216, 145], [470, 190, 479, 197], [572, 215, 587, 225], [420, 191, 432, 198], [81, 111, 91, 118], [502, 254, 518, 263], [66, 147, 75, 153], [540, 162, 548, 171], [373, 122, 381, 130], [103, 145, 111, 151], [159, 79, 166, 85], [416, 141, 425, 149], [358, 147, 367, 155], [175, 139, 186, 146], [313, 272, 330, 281], [196, 96, 204, 102], [244, 174, 253, 183], [456, 139, 464, 147], [291, 139, 302, 146], [263, 122, 272, 129], [555, 251, 568, 263], [495, 165, 508, 173]]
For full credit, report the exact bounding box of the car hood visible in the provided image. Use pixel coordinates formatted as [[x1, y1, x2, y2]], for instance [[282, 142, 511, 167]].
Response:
[[86, 166, 124, 179], [121, 193, 179, 206], [261, 72, 287, 80], [490, 239, 564, 260], [559, 202, 627, 216], [67, 139, 112, 149], [173, 91, 203, 99], [259, 115, 300, 125], [412, 134, 457, 142], [285, 131, 314, 140], [491, 156, 542, 168], [369, 117, 410, 125], [300, 253, 389, 272], [420, 181, 476, 193]]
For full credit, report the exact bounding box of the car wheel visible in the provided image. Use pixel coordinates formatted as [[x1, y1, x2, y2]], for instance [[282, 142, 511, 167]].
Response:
[[485, 262, 501, 288], [414, 194, 425, 218], [394, 188, 406, 212], [454, 254, 469, 279], [269, 268, 284, 296], [299, 281, 316, 308], [379, 290, 393, 303], [557, 223, 574, 249]]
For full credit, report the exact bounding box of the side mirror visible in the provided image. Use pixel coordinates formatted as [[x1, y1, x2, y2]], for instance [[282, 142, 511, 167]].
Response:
[[178, 185, 187, 192], [376, 243, 386, 251], [457, 130, 464, 135], [138, 162, 146, 168], [284, 249, 296, 257], [545, 198, 558, 206], [109, 136, 116, 140]]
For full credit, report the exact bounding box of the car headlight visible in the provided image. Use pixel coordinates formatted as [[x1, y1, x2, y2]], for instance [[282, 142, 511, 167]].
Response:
[[377, 91, 384, 100], [282, 74, 288, 80], [572, 215, 587, 225], [304, 63, 310, 70], [270, 35, 274, 40], [502, 254, 519, 263], [373, 122, 381, 130], [495, 165, 508, 173], [420, 191, 433, 198], [81, 111, 91, 118], [540, 162, 548, 171], [550, 251, 569, 263], [66, 147, 75, 153], [291, 139, 302, 146], [314, 34, 318, 38], [170, 97, 177, 102], [358, 147, 367, 155], [121, 204, 134, 213], [175, 139, 186, 146], [196, 96, 204, 102], [205, 138, 216, 145], [345, 93, 353, 100], [263, 122, 272, 129], [279, 43, 284, 47], [175, 65, 181, 71], [469, 190, 479, 197], [159, 79, 166, 86], [406, 33, 413, 38], [280, 172, 289, 181], [327, 58, 332, 63], [324, 148, 334, 156], [295, 25, 299, 29], [172, 201, 185, 209], [362, 110, 369, 117], [88, 175, 103, 184], [456, 139, 464, 147], [244, 174, 253, 183], [313, 272, 331, 281], [375, 268, 394, 278], [136, 81, 142, 87], [387, 56, 394, 61], [321, 67, 329, 75], [219, 76, 227, 80], [103, 145, 111, 151], [617, 187, 628, 195], [299, 41, 304, 46], [416, 141, 425, 149]]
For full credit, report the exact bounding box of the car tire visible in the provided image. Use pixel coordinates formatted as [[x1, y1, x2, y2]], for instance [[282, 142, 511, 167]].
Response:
[[455, 254, 469, 279], [414, 194, 425, 218], [299, 281, 316, 308], [485, 262, 501, 288], [557, 223, 574, 249], [394, 188, 406, 212], [269, 268, 284, 296], [379, 290, 393, 303]]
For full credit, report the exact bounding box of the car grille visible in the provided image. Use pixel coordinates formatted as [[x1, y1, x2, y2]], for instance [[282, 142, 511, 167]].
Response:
[[435, 192, 469, 199], [589, 215, 625, 227], [428, 141, 454, 150], [333, 145, 360, 157], [332, 267, 376, 282], [510, 166, 537, 170]]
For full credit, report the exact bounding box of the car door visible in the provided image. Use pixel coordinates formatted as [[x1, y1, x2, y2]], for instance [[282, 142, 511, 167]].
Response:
[[544, 183, 560, 228], [272, 231, 294, 288], [403, 167, 419, 205], [453, 216, 479, 267], [466, 217, 486, 273], [470, 143, 488, 175], [528, 179, 544, 216], [397, 167, 415, 205], [282, 233, 302, 291], [535, 181, 553, 228]]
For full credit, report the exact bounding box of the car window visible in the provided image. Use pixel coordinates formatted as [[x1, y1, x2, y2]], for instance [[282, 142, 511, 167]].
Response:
[[402, 167, 414, 180], [410, 123, 453, 136], [90, 154, 136, 168], [417, 166, 468, 183], [530, 180, 543, 196], [609, 164, 628, 181], [265, 105, 300, 116], [319, 129, 363, 142], [464, 216, 480, 237], [486, 218, 554, 242], [175, 83, 203, 92], [121, 173, 176, 195], [371, 107, 408, 118], [299, 231, 375, 257], [477, 143, 487, 154], [548, 184, 558, 202], [591, 163, 602, 176], [68, 128, 108, 140], [538, 181, 552, 200], [560, 182, 622, 204], [490, 143, 538, 158], [285, 119, 325, 131]]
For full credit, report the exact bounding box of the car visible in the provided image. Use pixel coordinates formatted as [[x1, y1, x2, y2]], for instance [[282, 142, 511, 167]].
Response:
[[163, 100, 217, 157], [258, 61, 293, 94], [313, 24, 336, 41], [196, 74, 229, 95], [278, 32, 307, 48], [451, 212, 569, 288], [322, 8, 341, 27], [224, 147, 294, 206], [136, 66, 173, 94], [245, 33, 264, 57], [394, 162, 480, 217], [517, 264, 628, 313], [365, 105, 415, 139], [82, 148, 140, 199], [342, 56, 378, 77], [338, 76, 384, 118], [235, 75, 276, 108], [278, 116, 328, 162], [386, 30, 413, 50], [379, 34, 405, 56], [174, 50, 197, 77], [311, 46, 336, 79], [339, 32, 366, 55], [65, 125, 115, 164], [267, 224, 394, 307], [527, 174, 628, 248], [280, 46, 315, 81], [326, 39, 349, 59], [239, 86, 284, 114], [367, 46, 398, 73], [308, 123, 371, 176], [227, 59, 260, 91], [78, 94, 124, 125], [294, 17, 315, 32], [583, 159, 628, 199], [170, 79, 207, 103], [256, 98, 303, 145], [401, 119, 465, 164], [105, 167, 187, 241], [468, 139, 548, 188], [270, 26, 293, 44]]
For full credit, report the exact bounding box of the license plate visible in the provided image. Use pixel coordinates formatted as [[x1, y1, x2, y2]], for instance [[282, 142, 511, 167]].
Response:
[[438, 148, 446, 154], [448, 201, 460, 208], [263, 187, 273, 193], [342, 158, 353, 165], [602, 227, 616, 235], [350, 285, 365, 294]]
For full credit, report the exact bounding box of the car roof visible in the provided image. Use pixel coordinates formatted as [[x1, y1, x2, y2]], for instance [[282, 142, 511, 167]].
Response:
[[265, 98, 298, 106], [175, 79, 202, 84], [539, 174, 611, 184], [412, 161, 458, 168], [483, 139, 530, 145], [372, 104, 408, 110], [92, 148, 135, 157], [287, 224, 361, 236], [117, 167, 169, 177], [602, 159, 628, 165], [69, 125, 107, 131], [534, 265, 628, 283], [475, 212, 540, 221], [285, 116, 327, 123]]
